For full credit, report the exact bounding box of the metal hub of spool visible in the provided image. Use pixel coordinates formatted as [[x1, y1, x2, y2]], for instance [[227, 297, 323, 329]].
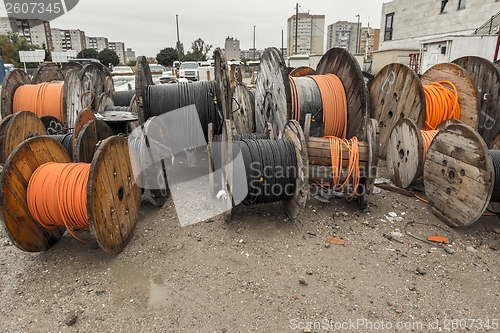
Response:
[[424, 123, 494, 227]]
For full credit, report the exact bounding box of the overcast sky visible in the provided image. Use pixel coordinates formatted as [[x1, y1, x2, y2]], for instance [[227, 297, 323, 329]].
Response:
[[1, 0, 386, 57]]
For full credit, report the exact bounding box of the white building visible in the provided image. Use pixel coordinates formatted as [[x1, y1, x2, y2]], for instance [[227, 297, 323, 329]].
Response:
[[51, 28, 86, 52], [86, 36, 109, 52], [373, 0, 500, 73], [0, 17, 53, 51], [225, 37, 241, 61], [326, 21, 361, 54], [109, 42, 126, 64], [287, 13, 325, 56]]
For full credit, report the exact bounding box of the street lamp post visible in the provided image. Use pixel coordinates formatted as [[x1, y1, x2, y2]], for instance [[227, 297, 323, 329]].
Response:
[[355, 14, 360, 54], [253, 25, 256, 60]]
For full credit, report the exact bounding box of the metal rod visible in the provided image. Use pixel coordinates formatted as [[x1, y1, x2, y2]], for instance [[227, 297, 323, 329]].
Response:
[[295, 3, 299, 55], [355, 14, 360, 54], [176, 15, 181, 61], [253, 25, 256, 60], [494, 29, 500, 62]]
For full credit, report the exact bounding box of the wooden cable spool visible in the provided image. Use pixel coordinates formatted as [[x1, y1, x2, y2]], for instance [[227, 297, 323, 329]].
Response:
[[0, 136, 141, 254], [452, 56, 500, 148], [95, 92, 138, 135], [424, 123, 494, 227], [217, 119, 308, 222], [231, 83, 256, 134], [81, 63, 107, 111], [61, 62, 83, 78], [255, 47, 368, 140], [32, 62, 65, 84], [74, 119, 114, 163], [289, 67, 316, 77], [134, 56, 155, 124], [386, 118, 462, 189], [306, 114, 379, 209], [214, 49, 232, 120], [40, 116, 67, 135]]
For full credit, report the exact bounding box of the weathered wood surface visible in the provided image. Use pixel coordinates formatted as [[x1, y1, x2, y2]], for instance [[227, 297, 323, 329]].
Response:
[[1, 69, 31, 119], [308, 138, 370, 167], [134, 56, 153, 123], [232, 83, 255, 134], [61, 62, 83, 78], [63, 69, 84, 129], [255, 47, 291, 136], [452, 56, 500, 147], [128, 94, 140, 132], [386, 118, 423, 189], [282, 120, 308, 219], [365, 118, 379, 197], [317, 48, 369, 141], [40, 115, 66, 135], [0, 137, 70, 252], [80, 63, 106, 111], [222, 119, 233, 222], [421, 63, 479, 130], [424, 123, 494, 227], [72, 109, 97, 150], [74, 119, 114, 163], [104, 76, 115, 95], [369, 63, 426, 159], [32, 63, 65, 84], [88, 136, 141, 254], [229, 64, 243, 86], [289, 67, 316, 77], [0, 111, 47, 165], [214, 49, 232, 120], [96, 92, 115, 114]]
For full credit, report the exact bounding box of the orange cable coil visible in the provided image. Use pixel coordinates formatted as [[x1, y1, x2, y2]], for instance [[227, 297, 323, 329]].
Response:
[[423, 81, 460, 130], [13, 82, 64, 122]]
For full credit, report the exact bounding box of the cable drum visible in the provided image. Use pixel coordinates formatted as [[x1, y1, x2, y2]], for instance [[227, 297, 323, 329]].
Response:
[[146, 81, 224, 141], [105, 106, 130, 112], [113, 90, 135, 107], [290, 76, 324, 137], [490, 151, 500, 202]]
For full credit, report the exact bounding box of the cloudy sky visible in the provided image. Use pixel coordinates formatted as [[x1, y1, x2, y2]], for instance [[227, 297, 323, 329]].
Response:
[[1, 0, 387, 57]]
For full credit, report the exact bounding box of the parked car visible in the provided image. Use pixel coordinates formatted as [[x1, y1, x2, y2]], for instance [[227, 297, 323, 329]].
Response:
[[112, 66, 134, 76], [68, 58, 100, 65], [149, 64, 166, 75], [178, 61, 199, 81]]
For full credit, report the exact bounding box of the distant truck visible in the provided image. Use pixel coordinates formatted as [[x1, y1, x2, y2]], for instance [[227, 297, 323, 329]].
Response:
[[178, 61, 199, 81]]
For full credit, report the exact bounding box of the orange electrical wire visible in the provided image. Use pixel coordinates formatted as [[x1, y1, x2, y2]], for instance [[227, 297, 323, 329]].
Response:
[[311, 74, 347, 138], [13, 82, 64, 121], [290, 74, 347, 138], [327, 136, 360, 201], [423, 81, 460, 130], [27, 162, 91, 242], [421, 130, 439, 162]]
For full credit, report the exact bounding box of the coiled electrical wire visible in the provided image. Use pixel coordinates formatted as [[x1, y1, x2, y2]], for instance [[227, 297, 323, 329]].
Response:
[[212, 137, 297, 205], [146, 81, 224, 141], [26, 133, 74, 157], [113, 90, 135, 107], [105, 106, 130, 112], [490, 150, 500, 202]]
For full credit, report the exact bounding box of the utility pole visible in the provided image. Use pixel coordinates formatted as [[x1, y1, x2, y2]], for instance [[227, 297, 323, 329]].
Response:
[[176, 15, 181, 61], [294, 3, 299, 55], [253, 25, 256, 60], [282, 29, 284, 57], [355, 14, 360, 54]]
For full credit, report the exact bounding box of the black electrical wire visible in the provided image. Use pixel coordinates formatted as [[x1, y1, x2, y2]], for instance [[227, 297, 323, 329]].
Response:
[[113, 90, 135, 107], [290, 76, 324, 137], [212, 137, 297, 206], [490, 150, 500, 202], [146, 81, 224, 142], [105, 106, 130, 112], [52, 134, 74, 157]]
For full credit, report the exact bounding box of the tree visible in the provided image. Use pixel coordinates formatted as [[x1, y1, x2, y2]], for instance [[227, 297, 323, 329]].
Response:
[[127, 60, 137, 66], [97, 48, 120, 67], [0, 33, 42, 67], [156, 47, 178, 67], [182, 38, 212, 62], [77, 48, 98, 59]]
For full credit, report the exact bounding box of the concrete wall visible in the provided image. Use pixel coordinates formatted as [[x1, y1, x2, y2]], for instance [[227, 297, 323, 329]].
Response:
[[372, 48, 419, 74]]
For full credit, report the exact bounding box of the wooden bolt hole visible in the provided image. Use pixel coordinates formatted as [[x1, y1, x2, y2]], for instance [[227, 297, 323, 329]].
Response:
[[381, 99, 385, 106], [393, 92, 398, 100], [118, 186, 125, 201], [388, 111, 394, 119], [448, 170, 456, 181], [399, 149, 405, 160]]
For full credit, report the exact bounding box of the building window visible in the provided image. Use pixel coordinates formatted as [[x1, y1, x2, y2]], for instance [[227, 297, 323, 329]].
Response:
[[384, 13, 394, 41], [441, 0, 448, 13], [458, 0, 466, 9]]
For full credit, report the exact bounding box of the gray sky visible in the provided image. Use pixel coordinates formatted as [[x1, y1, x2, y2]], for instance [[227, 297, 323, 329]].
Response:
[[1, 0, 386, 57]]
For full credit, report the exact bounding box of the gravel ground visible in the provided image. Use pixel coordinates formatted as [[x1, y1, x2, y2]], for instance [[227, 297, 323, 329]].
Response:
[[0, 162, 499, 333]]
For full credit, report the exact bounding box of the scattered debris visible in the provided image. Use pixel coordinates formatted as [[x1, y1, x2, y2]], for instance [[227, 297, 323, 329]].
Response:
[[326, 236, 345, 245], [416, 267, 427, 275], [466, 246, 478, 254], [444, 247, 455, 254], [325, 243, 331, 248], [292, 296, 299, 300], [306, 270, 314, 276], [299, 277, 308, 285], [383, 234, 404, 244], [64, 311, 78, 326], [428, 236, 450, 244], [390, 231, 404, 239]]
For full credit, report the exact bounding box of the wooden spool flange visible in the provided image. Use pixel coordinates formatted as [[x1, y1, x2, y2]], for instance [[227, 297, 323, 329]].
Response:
[[81, 63, 107, 111], [135, 56, 154, 124], [387, 118, 464, 189], [61, 62, 83, 78], [316, 48, 369, 141], [0, 136, 141, 253], [307, 116, 379, 209], [0, 111, 47, 166], [63, 69, 84, 129], [74, 119, 114, 163], [254, 47, 291, 137], [32, 62, 65, 84], [96, 92, 115, 114], [289, 67, 316, 77], [369, 63, 425, 159], [424, 123, 494, 227], [72, 109, 97, 151], [1, 69, 32, 119], [40, 116, 66, 135], [421, 63, 479, 130], [232, 83, 256, 134], [452, 56, 500, 147], [214, 49, 232, 120]]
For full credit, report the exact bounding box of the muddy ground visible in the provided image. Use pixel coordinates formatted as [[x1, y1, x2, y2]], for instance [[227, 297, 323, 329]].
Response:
[[0, 161, 499, 333]]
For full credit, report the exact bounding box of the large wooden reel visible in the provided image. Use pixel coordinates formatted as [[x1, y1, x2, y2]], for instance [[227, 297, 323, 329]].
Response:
[[74, 119, 114, 163], [231, 83, 256, 134], [452, 56, 500, 147], [32, 62, 65, 84], [81, 63, 107, 111], [134, 55, 154, 124], [214, 48, 232, 120], [424, 123, 494, 227]]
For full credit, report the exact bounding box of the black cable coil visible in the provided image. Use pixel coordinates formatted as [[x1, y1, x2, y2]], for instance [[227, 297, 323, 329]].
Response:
[[105, 106, 131, 112], [26, 133, 73, 156], [146, 81, 224, 141], [290, 76, 324, 137], [212, 137, 297, 205], [490, 150, 500, 202], [113, 90, 135, 107]]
